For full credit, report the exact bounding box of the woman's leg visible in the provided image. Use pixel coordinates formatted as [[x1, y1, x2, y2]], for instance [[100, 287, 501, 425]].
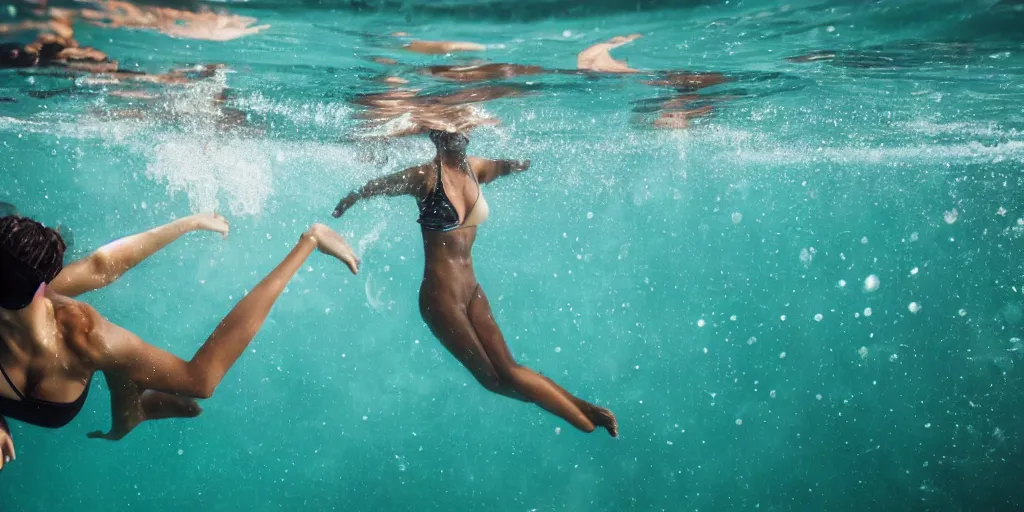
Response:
[[179, 224, 358, 393], [87, 372, 202, 441], [92, 223, 360, 433], [467, 286, 618, 436], [432, 284, 614, 436], [422, 301, 528, 403]]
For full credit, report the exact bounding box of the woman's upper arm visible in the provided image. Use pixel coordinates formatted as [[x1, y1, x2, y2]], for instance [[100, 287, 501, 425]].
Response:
[[363, 166, 424, 197], [49, 256, 106, 298], [470, 157, 529, 184], [397, 165, 427, 198], [469, 157, 500, 183]]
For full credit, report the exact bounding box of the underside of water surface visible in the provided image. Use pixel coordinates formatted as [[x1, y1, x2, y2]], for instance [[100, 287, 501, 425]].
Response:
[[1, 0, 1023, 510]]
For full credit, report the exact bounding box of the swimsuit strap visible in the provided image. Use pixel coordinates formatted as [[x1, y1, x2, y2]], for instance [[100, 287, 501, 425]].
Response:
[[0, 361, 26, 400], [463, 160, 482, 213], [434, 158, 446, 194]]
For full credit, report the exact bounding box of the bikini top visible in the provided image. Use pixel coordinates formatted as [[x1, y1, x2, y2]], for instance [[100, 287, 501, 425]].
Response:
[[417, 159, 489, 232], [0, 361, 91, 429]]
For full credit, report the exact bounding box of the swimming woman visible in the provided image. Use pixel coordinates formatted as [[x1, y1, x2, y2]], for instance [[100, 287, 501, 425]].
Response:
[[331, 129, 618, 437], [0, 215, 358, 469]]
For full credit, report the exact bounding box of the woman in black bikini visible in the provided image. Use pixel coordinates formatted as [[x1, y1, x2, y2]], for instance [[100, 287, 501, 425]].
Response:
[[332, 130, 618, 437], [0, 214, 359, 469]]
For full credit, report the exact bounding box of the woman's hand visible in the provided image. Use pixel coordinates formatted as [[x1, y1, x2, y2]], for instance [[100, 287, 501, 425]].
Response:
[[183, 212, 230, 239], [332, 192, 360, 218], [0, 418, 15, 471]]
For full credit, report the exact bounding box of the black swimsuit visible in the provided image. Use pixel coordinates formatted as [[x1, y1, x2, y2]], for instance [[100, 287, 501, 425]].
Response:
[[0, 363, 91, 429], [417, 160, 478, 232]]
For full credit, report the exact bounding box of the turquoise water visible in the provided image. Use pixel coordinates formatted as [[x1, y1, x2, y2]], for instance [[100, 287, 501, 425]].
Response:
[[2, 0, 1024, 510]]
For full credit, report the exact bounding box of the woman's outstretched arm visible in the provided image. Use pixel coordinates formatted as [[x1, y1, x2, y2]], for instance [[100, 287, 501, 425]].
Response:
[[50, 213, 230, 297], [332, 166, 424, 218], [77, 224, 357, 399]]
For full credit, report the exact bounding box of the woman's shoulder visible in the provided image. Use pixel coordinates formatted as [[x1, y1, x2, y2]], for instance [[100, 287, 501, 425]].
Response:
[[51, 296, 104, 357]]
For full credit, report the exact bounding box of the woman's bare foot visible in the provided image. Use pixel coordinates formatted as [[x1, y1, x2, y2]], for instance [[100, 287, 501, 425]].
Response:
[[585, 404, 619, 437], [307, 223, 360, 274], [87, 391, 203, 441], [140, 390, 203, 421]]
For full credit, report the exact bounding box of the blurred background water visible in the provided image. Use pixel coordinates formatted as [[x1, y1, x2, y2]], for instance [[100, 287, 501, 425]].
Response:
[[1, 0, 1023, 510]]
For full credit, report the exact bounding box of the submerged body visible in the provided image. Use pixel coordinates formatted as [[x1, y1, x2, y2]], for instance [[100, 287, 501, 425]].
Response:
[[0, 214, 358, 470], [333, 131, 618, 437]]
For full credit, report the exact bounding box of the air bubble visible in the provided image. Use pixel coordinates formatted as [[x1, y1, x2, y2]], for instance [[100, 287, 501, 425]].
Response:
[[863, 275, 880, 292], [944, 209, 959, 224]]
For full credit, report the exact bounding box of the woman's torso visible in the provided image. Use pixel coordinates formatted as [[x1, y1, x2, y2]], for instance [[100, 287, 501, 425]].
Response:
[[416, 158, 487, 310], [0, 295, 95, 428]]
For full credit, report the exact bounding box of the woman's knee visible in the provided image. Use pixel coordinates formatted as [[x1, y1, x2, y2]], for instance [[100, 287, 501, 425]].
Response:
[[474, 368, 507, 393], [491, 362, 527, 388]]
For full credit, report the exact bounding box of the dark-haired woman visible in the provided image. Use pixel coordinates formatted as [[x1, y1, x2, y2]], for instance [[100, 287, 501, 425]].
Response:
[[0, 216, 358, 469], [332, 129, 618, 437]]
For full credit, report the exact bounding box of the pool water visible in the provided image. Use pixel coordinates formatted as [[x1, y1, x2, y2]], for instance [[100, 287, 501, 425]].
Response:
[[2, 0, 1023, 510]]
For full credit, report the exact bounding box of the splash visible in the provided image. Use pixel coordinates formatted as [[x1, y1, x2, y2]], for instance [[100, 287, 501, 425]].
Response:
[[144, 136, 274, 216]]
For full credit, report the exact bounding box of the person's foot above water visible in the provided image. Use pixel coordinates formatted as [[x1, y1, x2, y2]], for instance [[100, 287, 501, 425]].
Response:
[[577, 34, 643, 73], [307, 223, 360, 274]]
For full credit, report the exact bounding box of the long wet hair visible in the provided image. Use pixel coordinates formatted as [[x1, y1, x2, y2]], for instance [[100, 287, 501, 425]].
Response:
[[429, 129, 469, 155], [0, 216, 66, 310]]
